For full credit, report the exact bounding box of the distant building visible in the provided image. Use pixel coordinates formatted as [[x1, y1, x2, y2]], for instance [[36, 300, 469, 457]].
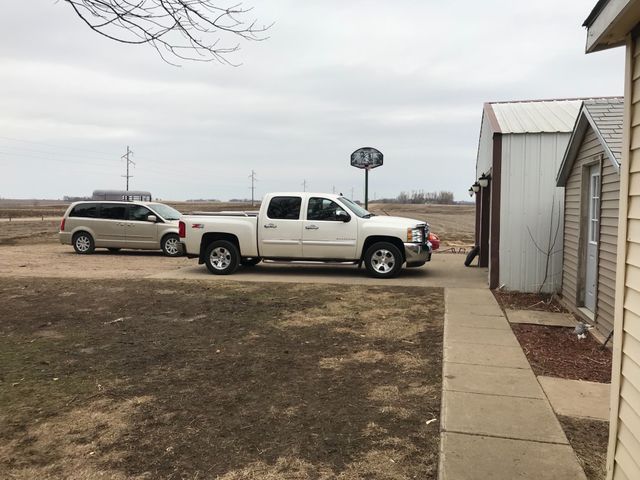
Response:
[[92, 190, 152, 201]]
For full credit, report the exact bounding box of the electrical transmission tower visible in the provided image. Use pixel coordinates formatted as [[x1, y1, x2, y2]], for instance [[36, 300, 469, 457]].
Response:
[[121, 146, 135, 190], [248, 170, 257, 207]]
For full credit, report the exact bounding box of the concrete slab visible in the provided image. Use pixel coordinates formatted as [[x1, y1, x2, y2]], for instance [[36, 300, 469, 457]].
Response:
[[440, 432, 587, 480], [445, 325, 521, 347], [445, 313, 510, 330], [446, 302, 504, 317], [538, 376, 610, 421], [445, 288, 497, 305], [444, 363, 544, 399], [149, 252, 490, 288], [444, 343, 530, 369], [443, 390, 569, 444], [506, 309, 576, 327]]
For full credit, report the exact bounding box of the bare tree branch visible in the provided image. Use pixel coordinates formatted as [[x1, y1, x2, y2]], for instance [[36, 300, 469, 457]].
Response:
[[62, 0, 272, 65]]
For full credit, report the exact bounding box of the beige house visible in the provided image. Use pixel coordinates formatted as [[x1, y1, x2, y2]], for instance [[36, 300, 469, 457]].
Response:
[[556, 98, 623, 339], [583, 1, 640, 478]]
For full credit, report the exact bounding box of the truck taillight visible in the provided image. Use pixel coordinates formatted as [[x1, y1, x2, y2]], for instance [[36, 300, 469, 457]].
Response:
[[60, 218, 66, 232], [179, 221, 186, 238]]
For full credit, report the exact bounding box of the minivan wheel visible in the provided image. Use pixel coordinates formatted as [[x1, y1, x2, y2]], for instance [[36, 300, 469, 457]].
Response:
[[204, 240, 240, 275], [364, 242, 403, 278], [161, 234, 182, 257], [73, 232, 95, 255]]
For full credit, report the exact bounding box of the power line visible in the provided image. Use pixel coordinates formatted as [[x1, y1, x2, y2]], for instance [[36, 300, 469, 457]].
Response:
[[121, 146, 135, 191]]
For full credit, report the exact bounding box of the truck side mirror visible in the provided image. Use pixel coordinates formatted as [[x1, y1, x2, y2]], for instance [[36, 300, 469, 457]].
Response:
[[336, 210, 350, 222]]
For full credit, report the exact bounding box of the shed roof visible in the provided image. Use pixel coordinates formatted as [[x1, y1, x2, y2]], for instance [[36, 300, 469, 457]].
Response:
[[556, 97, 624, 186], [485, 99, 583, 134]]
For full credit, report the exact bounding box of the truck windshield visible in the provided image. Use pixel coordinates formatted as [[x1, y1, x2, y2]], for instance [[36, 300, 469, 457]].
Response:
[[149, 203, 181, 221], [339, 197, 372, 218]]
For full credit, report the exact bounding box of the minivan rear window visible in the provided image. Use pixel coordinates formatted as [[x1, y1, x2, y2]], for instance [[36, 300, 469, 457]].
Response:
[[267, 196, 302, 220], [99, 204, 127, 220], [69, 203, 98, 218]]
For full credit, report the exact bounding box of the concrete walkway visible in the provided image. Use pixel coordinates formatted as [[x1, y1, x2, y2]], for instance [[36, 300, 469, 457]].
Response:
[[439, 288, 587, 480]]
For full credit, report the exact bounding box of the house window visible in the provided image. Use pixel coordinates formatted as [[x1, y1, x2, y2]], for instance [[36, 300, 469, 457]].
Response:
[[588, 171, 600, 244]]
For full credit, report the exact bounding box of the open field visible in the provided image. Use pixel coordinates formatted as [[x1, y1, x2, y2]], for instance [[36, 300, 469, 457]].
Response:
[[0, 201, 475, 248], [0, 278, 444, 479]]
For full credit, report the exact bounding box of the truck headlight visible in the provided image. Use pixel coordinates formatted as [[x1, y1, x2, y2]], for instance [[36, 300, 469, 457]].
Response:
[[407, 227, 424, 243]]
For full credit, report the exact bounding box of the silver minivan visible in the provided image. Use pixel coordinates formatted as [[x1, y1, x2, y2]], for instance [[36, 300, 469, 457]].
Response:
[[59, 201, 182, 256]]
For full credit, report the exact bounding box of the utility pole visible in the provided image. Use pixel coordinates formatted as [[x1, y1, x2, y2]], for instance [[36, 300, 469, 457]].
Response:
[[121, 146, 135, 191], [248, 170, 257, 207], [302, 179, 308, 192], [332, 185, 336, 194]]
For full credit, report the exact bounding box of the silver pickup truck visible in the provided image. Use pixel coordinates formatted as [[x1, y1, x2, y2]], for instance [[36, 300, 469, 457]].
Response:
[[179, 192, 432, 278]]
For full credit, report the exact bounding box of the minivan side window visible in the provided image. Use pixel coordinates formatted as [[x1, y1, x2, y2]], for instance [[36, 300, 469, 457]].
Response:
[[69, 203, 98, 218], [267, 196, 302, 220], [307, 197, 347, 221], [99, 204, 127, 220], [129, 205, 153, 221]]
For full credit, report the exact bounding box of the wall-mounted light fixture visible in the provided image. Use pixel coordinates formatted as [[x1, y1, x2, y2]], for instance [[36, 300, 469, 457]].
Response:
[[472, 182, 480, 193], [479, 173, 491, 188]]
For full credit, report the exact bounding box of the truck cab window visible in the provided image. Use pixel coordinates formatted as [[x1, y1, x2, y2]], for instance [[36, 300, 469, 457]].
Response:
[[267, 196, 302, 220], [307, 197, 346, 221]]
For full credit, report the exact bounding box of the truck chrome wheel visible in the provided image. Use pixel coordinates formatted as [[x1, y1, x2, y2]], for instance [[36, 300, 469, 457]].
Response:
[[364, 241, 403, 278], [371, 249, 395, 273], [210, 247, 232, 270]]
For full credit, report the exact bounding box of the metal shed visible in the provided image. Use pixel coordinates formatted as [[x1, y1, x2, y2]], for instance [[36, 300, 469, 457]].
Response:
[[556, 97, 623, 338], [92, 190, 152, 202], [474, 98, 589, 293]]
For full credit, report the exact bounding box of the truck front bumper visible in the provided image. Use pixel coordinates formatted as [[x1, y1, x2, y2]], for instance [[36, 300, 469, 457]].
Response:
[[404, 242, 432, 267]]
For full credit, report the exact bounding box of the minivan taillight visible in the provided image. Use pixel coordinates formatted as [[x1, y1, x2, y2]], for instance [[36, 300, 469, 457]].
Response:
[[179, 221, 186, 238], [60, 218, 66, 232]]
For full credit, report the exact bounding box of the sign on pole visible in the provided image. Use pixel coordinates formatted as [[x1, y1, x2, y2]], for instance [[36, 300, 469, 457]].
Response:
[[350, 147, 383, 209]]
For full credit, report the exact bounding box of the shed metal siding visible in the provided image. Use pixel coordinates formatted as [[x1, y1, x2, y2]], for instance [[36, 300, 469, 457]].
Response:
[[499, 133, 569, 293], [609, 33, 640, 480], [476, 112, 494, 176]]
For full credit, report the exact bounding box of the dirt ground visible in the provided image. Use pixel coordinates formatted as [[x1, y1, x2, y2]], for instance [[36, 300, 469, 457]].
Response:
[[0, 201, 476, 249], [558, 416, 608, 480], [511, 324, 612, 383], [0, 278, 445, 479], [493, 291, 567, 313]]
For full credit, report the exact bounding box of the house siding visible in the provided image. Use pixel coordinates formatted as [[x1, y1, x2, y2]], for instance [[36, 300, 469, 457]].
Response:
[[499, 133, 569, 293], [598, 159, 620, 336], [608, 33, 640, 480], [560, 127, 619, 337]]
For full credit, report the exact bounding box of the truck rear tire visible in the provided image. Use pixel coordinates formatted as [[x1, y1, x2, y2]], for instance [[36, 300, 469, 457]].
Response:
[[204, 240, 240, 275], [364, 242, 403, 278]]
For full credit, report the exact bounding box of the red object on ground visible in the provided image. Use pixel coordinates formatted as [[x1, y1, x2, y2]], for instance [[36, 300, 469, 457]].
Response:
[[428, 232, 440, 250]]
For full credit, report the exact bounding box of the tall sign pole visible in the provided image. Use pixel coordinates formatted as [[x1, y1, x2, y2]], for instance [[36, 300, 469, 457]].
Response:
[[350, 147, 383, 209]]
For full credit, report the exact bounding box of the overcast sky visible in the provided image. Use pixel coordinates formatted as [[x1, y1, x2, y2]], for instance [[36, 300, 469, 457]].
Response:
[[0, 0, 625, 201]]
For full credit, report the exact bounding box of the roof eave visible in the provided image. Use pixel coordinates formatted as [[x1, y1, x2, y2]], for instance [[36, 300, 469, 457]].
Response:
[[585, 0, 640, 53]]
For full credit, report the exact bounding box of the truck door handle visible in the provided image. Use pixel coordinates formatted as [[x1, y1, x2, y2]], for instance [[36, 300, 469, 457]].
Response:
[[305, 225, 319, 230], [264, 223, 277, 229]]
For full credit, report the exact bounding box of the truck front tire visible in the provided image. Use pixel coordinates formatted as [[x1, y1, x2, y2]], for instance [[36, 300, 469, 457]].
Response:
[[364, 242, 403, 278], [204, 240, 240, 275]]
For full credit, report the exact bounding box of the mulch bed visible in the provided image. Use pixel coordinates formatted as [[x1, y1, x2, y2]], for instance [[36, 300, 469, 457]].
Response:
[[493, 291, 567, 313], [511, 324, 612, 383], [558, 416, 608, 480]]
